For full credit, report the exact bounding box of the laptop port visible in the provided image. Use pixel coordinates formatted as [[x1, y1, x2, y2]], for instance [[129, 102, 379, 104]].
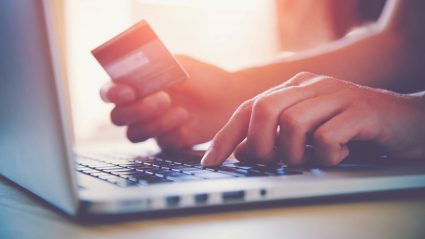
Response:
[[166, 195, 180, 207], [194, 193, 209, 204], [222, 190, 245, 202]]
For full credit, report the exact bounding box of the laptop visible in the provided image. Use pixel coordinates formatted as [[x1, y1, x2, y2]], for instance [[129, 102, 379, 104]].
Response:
[[1, 0, 425, 218]]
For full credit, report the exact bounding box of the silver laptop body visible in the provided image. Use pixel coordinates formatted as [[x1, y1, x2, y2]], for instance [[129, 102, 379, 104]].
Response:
[[1, 0, 424, 217]]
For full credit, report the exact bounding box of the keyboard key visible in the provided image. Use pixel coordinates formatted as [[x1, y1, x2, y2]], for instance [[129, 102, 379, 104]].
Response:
[[108, 169, 138, 177], [127, 173, 173, 184], [130, 164, 157, 171], [95, 166, 126, 171], [133, 156, 156, 164], [162, 171, 188, 178], [114, 162, 143, 167], [145, 177, 173, 184], [152, 161, 175, 168], [170, 166, 204, 173], [76, 152, 302, 187], [87, 171, 112, 177], [146, 168, 174, 177]]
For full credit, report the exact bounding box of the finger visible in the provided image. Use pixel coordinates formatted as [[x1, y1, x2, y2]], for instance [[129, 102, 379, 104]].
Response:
[[211, 72, 319, 162], [111, 91, 171, 126], [201, 101, 253, 167], [312, 109, 380, 166], [251, 72, 319, 100], [245, 76, 343, 163], [100, 82, 136, 105], [156, 126, 190, 150], [281, 72, 319, 87], [126, 107, 189, 143], [233, 139, 250, 162], [277, 91, 350, 166]]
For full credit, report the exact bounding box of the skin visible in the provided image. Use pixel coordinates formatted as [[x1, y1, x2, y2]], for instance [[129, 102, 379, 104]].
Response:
[[100, 0, 425, 164], [201, 73, 425, 167], [101, 56, 247, 149]]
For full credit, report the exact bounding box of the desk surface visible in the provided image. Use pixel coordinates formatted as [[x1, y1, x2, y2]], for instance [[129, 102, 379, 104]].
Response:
[[1, 178, 425, 239]]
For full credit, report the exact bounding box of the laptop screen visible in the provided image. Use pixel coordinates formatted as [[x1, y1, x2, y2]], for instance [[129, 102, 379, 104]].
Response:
[[0, 0, 78, 215]]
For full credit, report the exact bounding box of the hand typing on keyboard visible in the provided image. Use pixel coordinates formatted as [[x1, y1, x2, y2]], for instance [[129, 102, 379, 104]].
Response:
[[201, 73, 425, 167]]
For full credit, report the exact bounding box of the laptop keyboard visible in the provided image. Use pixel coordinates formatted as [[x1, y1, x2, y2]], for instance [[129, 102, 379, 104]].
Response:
[[76, 153, 302, 187]]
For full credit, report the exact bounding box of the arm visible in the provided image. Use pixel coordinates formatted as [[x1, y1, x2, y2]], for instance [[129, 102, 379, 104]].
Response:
[[202, 73, 425, 167], [235, 0, 425, 100], [100, 0, 425, 149]]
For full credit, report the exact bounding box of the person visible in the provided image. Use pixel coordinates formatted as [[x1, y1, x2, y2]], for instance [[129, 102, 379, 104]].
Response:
[[100, 0, 425, 166]]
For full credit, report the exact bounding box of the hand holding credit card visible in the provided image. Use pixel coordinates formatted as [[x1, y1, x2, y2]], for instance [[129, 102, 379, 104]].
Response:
[[92, 20, 188, 97]]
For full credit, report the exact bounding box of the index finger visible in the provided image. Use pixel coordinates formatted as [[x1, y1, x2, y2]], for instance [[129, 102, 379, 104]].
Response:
[[201, 101, 253, 167]]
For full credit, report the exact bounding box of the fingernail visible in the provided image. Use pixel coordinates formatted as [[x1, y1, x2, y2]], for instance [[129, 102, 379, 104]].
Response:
[[118, 87, 135, 102], [201, 147, 216, 166]]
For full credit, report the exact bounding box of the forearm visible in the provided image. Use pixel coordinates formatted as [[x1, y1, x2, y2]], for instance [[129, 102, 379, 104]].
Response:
[[234, 25, 412, 100]]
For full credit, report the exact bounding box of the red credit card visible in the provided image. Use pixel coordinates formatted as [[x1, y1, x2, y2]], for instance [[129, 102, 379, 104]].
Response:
[[91, 20, 188, 97]]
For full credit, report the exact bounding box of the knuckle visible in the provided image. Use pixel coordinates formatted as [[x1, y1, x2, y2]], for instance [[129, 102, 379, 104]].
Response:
[[295, 71, 316, 79], [313, 128, 336, 146], [235, 100, 253, 115], [252, 97, 275, 119], [320, 75, 336, 83], [293, 71, 316, 81], [285, 72, 317, 87], [279, 110, 304, 132], [314, 76, 341, 88]]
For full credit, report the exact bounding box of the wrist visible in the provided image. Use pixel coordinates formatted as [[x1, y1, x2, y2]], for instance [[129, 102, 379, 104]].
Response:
[[232, 66, 287, 102], [231, 69, 259, 102]]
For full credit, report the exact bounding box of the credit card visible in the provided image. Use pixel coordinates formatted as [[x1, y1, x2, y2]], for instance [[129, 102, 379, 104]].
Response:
[[91, 20, 188, 97]]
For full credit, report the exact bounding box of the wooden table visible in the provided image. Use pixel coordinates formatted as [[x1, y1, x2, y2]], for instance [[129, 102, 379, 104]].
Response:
[[1, 177, 425, 239]]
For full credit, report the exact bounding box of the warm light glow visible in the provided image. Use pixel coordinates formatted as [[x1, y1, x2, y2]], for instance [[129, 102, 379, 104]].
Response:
[[65, 0, 280, 143]]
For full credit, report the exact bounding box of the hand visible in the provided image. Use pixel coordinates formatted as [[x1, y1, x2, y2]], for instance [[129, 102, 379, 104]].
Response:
[[100, 55, 244, 149], [201, 72, 425, 167]]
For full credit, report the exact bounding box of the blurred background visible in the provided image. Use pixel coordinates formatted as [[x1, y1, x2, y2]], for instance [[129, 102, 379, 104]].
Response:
[[65, 0, 279, 144], [58, 0, 378, 144]]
